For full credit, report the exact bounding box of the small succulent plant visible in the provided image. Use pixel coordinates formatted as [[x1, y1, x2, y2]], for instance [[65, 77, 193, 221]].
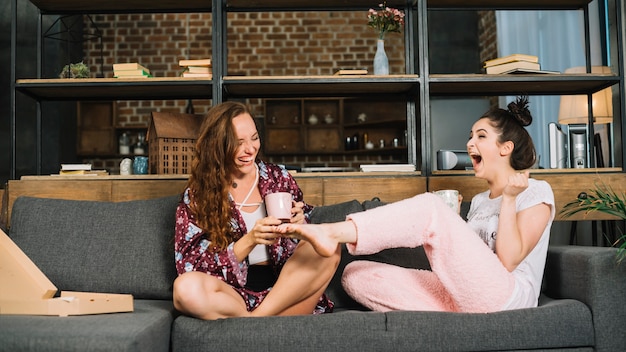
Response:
[[59, 61, 90, 78]]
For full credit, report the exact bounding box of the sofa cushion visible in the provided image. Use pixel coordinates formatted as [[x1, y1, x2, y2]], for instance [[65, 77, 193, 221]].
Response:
[[0, 300, 176, 352], [172, 311, 391, 352], [385, 296, 593, 351], [309, 199, 364, 224], [8, 195, 179, 300], [171, 297, 593, 352]]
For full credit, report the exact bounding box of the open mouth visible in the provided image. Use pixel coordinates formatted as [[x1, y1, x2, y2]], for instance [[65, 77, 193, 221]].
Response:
[[470, 154, 482, 167]]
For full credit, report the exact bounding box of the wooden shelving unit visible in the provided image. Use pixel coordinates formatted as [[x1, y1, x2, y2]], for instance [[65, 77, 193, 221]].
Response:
[[9, 0, 624, 180]]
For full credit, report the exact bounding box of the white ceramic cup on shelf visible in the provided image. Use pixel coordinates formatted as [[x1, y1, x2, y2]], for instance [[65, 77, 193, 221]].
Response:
[[265, 192, 293, 223], [434, 189, 460, 213]]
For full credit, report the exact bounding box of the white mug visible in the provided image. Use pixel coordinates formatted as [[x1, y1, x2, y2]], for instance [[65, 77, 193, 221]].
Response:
[[265, 192, 293, 222], [434, 189, 460, 213]]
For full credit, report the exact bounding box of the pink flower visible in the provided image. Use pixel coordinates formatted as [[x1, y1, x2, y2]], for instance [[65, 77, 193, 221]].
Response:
[[367, 4, 405, 40]]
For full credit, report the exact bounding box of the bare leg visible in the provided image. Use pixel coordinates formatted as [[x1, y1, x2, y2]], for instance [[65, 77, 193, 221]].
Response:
[[250, 240, 340, 317], [173, 271, 250, 320], [278, 221, 356, 257]]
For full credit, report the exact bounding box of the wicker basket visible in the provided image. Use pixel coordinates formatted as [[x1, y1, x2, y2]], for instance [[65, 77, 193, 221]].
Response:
[[147, 112, 203, 174]]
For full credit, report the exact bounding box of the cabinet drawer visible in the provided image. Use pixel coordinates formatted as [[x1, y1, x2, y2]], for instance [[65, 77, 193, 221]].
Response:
[[306, 128, 341, 152], [265, 128, 301, 154]]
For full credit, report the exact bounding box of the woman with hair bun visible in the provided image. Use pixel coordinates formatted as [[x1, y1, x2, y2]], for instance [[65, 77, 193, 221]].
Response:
[[278, 96, 555, 313]]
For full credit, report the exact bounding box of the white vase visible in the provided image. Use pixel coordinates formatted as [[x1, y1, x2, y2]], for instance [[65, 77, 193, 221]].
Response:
[[373, 39, 389, 75]]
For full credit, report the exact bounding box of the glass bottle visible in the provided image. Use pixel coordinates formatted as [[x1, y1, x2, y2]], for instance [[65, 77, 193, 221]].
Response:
[[133, 131, 146, 155], [119, 132, 130, 155]]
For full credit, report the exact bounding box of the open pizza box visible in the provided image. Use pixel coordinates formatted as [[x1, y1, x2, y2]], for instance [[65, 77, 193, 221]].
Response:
[[0, 229, 133, 316]]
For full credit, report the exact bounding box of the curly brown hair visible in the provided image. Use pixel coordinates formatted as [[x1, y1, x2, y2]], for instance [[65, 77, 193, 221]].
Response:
[[480, 96, 537, 170], [186, 101, 254, 250]]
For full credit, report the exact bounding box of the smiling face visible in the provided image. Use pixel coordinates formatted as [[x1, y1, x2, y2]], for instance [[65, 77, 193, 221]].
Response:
[[467, 117, 513, 180], [231, 112, 260, 178]]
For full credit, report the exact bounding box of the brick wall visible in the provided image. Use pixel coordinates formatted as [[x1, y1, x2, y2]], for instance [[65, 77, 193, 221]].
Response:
[[478, 10, 499, 109], [83, 10, 493, 171]]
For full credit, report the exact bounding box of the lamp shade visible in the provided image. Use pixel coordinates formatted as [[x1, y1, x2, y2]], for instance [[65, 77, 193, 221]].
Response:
[[558, 66, 614, 125]]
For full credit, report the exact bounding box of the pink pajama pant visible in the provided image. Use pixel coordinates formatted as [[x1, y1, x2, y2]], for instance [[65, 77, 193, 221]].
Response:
[[342, 192, 515, 313]]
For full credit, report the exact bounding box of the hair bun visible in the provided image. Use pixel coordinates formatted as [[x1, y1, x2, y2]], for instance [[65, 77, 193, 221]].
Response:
[[507, 95, 532, 127]]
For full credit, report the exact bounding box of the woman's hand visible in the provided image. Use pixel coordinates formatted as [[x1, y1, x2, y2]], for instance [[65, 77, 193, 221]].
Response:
[[290, 201, 306, 224], [503, 170, 530, 199], [247, 217, 282, 245], [234, 217, 281, 262]]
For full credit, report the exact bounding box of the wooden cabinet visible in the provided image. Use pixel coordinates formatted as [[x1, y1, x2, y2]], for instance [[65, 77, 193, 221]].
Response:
[[264, 98, 343, 154], [264, 97, 408, 155], [2, 173, 427, 227], [342, 97, 408, 153], [76, 100, 148, 158], [76, 101, 116, 156]]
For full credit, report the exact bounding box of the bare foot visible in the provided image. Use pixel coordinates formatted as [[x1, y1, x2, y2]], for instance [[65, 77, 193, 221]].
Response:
[[277, 223, 338, 257]]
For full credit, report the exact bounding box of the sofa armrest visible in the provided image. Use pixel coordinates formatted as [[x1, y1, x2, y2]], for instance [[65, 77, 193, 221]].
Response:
[[544, 245, 626, 352]]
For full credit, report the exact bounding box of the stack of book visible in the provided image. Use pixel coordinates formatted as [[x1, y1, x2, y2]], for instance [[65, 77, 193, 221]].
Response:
[[484, 54, 555, 74], [57, 164, 109, 176], [113, 63, 152, 78], [334, 68, 368, 75], [179, 58, 212, 78]]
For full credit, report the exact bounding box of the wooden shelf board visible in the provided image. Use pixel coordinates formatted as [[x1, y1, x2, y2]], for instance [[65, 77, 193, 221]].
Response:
[[431, 167, 622, 176], [429, 74, 619, 96], [15, 78, 213, 101], [427, 0, 592, 10], [27, 0, 592, 13], [15, 73, 617, 100], [227, 1, 408, 10], [224, 75, 418, 97], [29, 0, 212, 14]]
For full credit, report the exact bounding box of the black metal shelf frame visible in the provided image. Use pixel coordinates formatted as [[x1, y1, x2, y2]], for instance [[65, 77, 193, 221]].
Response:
[[9, 0, 625, 178]]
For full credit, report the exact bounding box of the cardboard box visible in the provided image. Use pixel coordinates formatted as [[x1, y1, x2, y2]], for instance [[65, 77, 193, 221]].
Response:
[[0, 230, 133, 316]]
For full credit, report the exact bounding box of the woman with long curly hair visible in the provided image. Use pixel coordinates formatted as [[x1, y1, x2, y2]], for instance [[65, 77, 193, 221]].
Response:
[[173, 101, 339, 320], [278, 96, 555, 313]]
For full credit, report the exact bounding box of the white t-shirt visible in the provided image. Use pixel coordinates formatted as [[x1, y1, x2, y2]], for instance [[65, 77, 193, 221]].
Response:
[[240, 203, 270, 265], [466, 178, 555, 310]]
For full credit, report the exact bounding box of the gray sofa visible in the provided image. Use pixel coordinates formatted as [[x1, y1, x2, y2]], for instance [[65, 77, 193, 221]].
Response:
[[1, 195, 625, 352]]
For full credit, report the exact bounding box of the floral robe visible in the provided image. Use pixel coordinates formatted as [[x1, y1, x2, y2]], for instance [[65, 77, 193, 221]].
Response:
[[174, 161, 333, 313]]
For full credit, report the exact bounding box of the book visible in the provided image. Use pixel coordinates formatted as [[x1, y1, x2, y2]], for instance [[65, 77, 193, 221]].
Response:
[[485, 60, 541, 74], [115, 75, 152, 78], [114, 69, 152, 77], [360, 164, 416, 172], [58, 169, 109, 176], [334, 69, 368, 75], [182, 72, 212, 78], [497, 68, 560, 75], [113, 62, 150, 73], [179, 58, 211, 67], [61, 163, 92, 171], [484, 54, 539, 68], [185, 66, 211, 74]]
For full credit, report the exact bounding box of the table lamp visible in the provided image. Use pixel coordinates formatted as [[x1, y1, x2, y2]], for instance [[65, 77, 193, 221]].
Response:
[[558, 66, 613, 125], [557, 66, 614, 168]]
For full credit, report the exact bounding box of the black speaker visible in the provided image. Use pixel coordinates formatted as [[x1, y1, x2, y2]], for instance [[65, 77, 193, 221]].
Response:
[[437, 150, 473, 170]]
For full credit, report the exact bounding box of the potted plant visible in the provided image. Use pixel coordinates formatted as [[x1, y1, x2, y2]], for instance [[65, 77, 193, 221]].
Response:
[[560, 182, 626, 262], [59, 61, 90, 78]]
